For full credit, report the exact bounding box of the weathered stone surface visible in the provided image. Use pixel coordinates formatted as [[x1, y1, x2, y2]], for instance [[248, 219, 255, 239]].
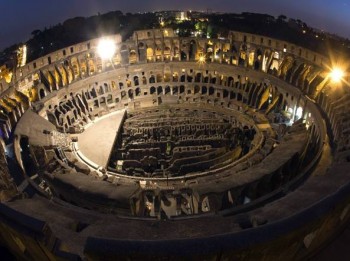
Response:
[[74, 161, 91, 175]]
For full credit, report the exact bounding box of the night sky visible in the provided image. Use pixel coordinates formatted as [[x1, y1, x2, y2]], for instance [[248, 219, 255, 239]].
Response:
[[0, 0, 350, 50]]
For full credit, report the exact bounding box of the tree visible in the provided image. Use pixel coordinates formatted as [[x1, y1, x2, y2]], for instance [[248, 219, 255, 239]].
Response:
[[31, 29, 41, 37], [277, 15, 287, 22]]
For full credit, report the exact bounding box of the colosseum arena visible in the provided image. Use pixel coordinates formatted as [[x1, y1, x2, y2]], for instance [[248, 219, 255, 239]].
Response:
[[0, 28, 349, 260]]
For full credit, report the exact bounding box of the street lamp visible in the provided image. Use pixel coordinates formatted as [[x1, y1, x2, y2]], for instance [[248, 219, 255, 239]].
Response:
[[97, 38, 116, 60]]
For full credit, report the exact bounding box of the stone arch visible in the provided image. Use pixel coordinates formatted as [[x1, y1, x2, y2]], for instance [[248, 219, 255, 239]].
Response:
[[128, 89, 134, 99], [121, 91, 127, 100], [129, 50, 137, 63], [279, 55, 295, 80], [156, 74, 163, 83], [157, 86, 163, 95], [164, 46, 171, 61], [209, 86, 215, 96], [194, 85, 200, 94], [195, 72, 202, 82], [107, 94, 113, 104], [181, 51, 187, 61], [100, 97, 106, 106], [173, 72, 179, 82], [189, 40, 197, 60], [39, 88, 46, 100], [88, 59, 95, 74], [223, 89, 229, 98], [138, 42, 145, 49], [99, 85, 104, 95], [227, 76, 234, 87], [146, 47, 154, 61], [135, 87, 141, 96], [142, 76, 147, 85], [150, 86, 156, 95], [149, 75, 155, 84], [165, 86, 171, 95], [134, 76, 139, 86], [180, 85, 185, 94], [291, 63, 306, 86], [180, 74, 186, 82], [104, 83, 109, 93]]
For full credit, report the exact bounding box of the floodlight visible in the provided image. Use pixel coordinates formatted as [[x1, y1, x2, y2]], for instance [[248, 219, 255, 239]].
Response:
[[329, 67, 344, 83], [97, 39, 116, 60]]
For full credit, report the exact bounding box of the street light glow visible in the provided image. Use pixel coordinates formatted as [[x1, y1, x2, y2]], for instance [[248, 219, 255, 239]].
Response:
[[330, 67, 344, 83], [97, 39, 116, 60]]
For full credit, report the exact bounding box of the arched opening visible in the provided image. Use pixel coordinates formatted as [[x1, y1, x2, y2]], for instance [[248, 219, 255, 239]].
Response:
[[100, 97, 106, 106], [142, 76, 147, 85], [121, 91, 127, 100], [135, 87, 141, 96], [39, 89, 46, 99], [209, 87, 215, 96], [157, 86, 163, 95], [194, 85, 200, 94], [189, 40, 197, 60], [227, 77, 234, 87], [254, 60, 260, 70], [156, 74, 162, 83], [180, 74, 186, 82], [202, 86, 207, 95], [99, 86, 104, 95], [129, 50, 137, 63], [173, 73, 179, 82], [147, 47, 154, 61], [134, 76, 139, 86], [128, 89, 134, 99], [181, 51, 187, 60], [195, 73, 202, 82], [223, 89, 229, 98], [126, 79, 132, 88], [150, 87, 156, 95], [165, 86, 171, 95], [180, 85, 185, 94], [104, 83, 109, 93], [149, 75, 155, 84], [107, 94, 113, 104]]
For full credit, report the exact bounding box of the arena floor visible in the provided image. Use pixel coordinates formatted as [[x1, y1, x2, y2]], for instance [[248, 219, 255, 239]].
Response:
[[76, 110, 125, 168]]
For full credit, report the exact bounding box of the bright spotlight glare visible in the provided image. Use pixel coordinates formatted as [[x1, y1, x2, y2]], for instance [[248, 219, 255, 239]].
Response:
[[330, 68, 344, 83], [198, 56, 206, 64], [97, 39, 116, 60]]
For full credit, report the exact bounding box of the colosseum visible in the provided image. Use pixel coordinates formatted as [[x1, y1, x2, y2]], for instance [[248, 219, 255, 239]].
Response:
[[0, 27, 349, 260]]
